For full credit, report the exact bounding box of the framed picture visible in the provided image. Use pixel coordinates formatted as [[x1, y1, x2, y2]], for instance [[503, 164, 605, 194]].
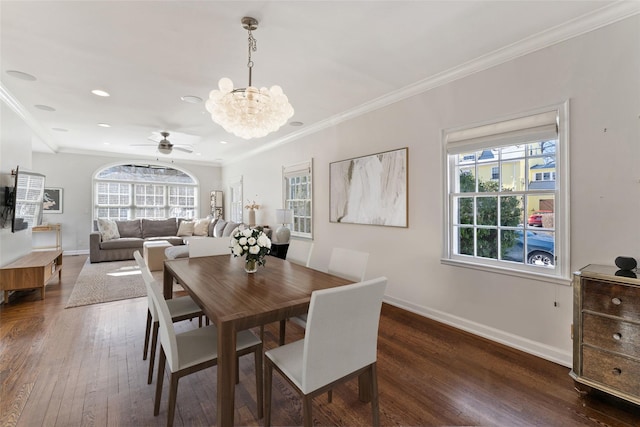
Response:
[[43, 187, 63, 213], [330, 147, 408, 227]]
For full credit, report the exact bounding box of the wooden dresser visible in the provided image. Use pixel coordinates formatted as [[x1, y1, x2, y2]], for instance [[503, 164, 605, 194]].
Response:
[[571, 264, 640, 405]]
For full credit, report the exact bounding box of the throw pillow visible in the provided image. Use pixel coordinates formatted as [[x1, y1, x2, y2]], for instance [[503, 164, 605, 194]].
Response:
[[97, 218, 120, 241], [193, 218, 210, 236], [213, 219, 227, 238], [208, 218, 219, 237], [177, 220, 195, 237]]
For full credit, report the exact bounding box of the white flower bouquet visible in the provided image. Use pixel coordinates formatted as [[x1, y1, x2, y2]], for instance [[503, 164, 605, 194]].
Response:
[[230, 227, 272, 268]]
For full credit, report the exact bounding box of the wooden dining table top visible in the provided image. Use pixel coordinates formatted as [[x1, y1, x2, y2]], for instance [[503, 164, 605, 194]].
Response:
[[163, 254, 352, 328]]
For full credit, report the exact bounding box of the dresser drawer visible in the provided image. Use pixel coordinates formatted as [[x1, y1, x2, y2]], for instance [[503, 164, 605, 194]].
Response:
[[582, 346, 640, 397], [583, 279, 640, 322], [582, 313, 640, 356]]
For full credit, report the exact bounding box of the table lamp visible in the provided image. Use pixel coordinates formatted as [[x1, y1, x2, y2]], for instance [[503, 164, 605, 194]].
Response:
[[275, 209, 293, 243]]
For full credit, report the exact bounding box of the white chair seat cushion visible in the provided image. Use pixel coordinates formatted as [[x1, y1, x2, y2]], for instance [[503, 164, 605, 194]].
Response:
[[165, 295, 202, 319], [265, 340, 305, 391], [175, 326, 262, 372]]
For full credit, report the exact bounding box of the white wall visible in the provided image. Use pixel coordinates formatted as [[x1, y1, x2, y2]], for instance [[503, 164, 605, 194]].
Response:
[[223, 16, 640, 366], [32, 152, 222, 254], [0, 104, 36, 267]]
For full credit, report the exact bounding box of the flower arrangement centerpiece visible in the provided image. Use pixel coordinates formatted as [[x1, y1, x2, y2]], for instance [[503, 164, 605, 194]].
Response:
[[231, 227, 271, 273]]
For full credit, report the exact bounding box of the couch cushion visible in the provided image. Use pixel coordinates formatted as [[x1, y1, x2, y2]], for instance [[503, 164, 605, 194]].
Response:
[[116, 219, 142, 238], [177, 220, 195, 237], [165, 245, 189, 259], [97, 218, 120, 241], [142, 218, 178, 238], [99, 237, 143, 250], [193, 218, 210, 236], [213, 219, 227, 237]]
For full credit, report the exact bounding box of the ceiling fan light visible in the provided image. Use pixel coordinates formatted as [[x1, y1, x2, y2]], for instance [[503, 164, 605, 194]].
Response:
[[158, 146, 172, 155]]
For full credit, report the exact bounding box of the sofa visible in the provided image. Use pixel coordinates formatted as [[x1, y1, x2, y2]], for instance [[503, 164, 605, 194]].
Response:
[[89, 217, 242, 263]]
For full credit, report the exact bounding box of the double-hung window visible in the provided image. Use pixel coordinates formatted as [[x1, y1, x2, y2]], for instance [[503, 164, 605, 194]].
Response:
[[229, 179, 243, 223], [443, 104, 569, 281], [283, 160, 313, 238]]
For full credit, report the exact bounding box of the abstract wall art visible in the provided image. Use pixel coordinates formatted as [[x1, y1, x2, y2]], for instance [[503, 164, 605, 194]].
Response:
[[330, 147, 408, 227]]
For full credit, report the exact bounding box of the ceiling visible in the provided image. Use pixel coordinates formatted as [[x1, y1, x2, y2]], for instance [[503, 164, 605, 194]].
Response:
[[1, 1, 633, 166]]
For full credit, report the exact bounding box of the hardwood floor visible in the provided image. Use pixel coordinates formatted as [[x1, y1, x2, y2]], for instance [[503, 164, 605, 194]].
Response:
[[1, 254, 639, 426]]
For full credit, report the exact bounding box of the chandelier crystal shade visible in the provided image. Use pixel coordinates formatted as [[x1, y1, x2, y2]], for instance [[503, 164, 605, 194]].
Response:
[[205, 17, 294, 139]]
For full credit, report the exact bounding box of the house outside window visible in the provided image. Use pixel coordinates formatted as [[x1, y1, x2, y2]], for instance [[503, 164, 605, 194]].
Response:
[[283, 160, 313, 238], [443, 104, 570, 281], [94, 163, 198, 220]]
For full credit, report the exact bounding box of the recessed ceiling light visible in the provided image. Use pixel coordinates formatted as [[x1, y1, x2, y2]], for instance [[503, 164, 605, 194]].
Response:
[[34, 104, 56, 111], [52, 128, 68, 132], [290, 121, 303, 127], [195, 152, 202, 156], [91, 89, 110, 97], [181, 95, 203, 104], [97, 123, 111, 127], [220, 140, 228, 144], [103, 142, 111, 145], [6, 70, 37, 81]]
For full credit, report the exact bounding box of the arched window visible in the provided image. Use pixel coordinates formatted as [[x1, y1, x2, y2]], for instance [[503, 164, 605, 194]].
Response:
[[93, 163, 198, 220]]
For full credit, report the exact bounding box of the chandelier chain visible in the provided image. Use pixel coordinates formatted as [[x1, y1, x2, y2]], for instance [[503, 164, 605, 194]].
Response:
[[247, 29, 257, 86]]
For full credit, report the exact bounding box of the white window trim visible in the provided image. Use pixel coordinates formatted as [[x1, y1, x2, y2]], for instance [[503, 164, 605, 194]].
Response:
[[282, 159, 313, 239], [441, 102, 571, 284]]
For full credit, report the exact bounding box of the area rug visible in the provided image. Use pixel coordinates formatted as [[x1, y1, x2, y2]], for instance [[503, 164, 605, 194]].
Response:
[[65, 259, 163, 308]]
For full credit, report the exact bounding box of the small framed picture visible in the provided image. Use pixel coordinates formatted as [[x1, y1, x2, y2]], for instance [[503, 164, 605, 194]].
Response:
[[43, 188, 63, 213]]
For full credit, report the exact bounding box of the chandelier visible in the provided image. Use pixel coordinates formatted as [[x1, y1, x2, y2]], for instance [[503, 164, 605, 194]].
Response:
[[205, 17, 294, 139]]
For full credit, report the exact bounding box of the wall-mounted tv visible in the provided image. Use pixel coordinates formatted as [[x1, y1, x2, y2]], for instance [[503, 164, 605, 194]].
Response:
[[10, 166, 46, 232]]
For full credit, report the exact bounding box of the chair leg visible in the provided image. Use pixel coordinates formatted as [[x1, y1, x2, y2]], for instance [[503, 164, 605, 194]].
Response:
[[370, 364, 380, 427], [236, 356, 240, 385], [328, 389, 332, 403], [148, 322, 159, 384], [143, 310, 152, 360], [279, 319, 286, 346], [167, 373, 179, 427], [199, 315, 203, 328], [302, 395, 313, 427], [254, 344, 264, 419], [155, 348, 166, 416], [264, 359, 273, 427]]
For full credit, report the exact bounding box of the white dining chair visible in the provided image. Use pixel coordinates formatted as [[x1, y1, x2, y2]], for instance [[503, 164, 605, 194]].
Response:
[[285, 239, 314, 267], [285, 247, 369, 341], [264, 276, 387, 427], [134, 251, 204, 385], [138, 251, 264, 427], [188, 237, 232, 258]]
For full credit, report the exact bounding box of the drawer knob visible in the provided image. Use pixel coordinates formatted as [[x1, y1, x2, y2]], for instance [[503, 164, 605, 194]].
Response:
[[612, 368, 622, 376], [613, 333, 622, 340], [611, 297, 622, 305]]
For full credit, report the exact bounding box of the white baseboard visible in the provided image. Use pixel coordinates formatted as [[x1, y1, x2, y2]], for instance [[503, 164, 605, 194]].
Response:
[[383, 295, 572, 368], [62, 249, 89, 256]]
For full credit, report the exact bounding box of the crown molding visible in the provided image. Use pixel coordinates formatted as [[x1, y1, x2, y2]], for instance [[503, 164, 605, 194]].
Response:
[[226, 1, 639, 166], [0, 82, 59, 152]]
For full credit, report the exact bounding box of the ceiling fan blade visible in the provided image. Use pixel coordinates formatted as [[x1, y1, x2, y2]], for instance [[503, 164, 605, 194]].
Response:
[[130, 143, 158, 147], [173, 146, 193, 153]]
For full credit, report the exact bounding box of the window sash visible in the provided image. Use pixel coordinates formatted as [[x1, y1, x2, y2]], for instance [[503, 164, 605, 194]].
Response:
[[283, 160, 313, 238]]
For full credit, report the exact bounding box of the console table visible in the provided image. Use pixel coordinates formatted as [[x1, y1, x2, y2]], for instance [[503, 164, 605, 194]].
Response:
[[32, 223, 62, 250], [0, 249, 63, 302]]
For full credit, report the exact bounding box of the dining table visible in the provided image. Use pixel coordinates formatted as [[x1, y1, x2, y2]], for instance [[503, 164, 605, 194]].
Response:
[[162, 254, 353, 427]]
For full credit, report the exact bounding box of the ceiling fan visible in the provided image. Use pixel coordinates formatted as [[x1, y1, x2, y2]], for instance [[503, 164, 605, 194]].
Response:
[[131, 131, 194, 155]]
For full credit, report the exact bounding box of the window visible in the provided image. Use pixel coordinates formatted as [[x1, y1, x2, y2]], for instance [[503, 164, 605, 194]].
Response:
[[229, 179, 243, 223], [283, 160, 313, 238], [94, 164, 197, 220], [443, 105, 569, 281]]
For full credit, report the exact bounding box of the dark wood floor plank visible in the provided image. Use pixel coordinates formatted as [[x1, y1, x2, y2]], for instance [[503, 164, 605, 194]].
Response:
[[1, 255, 639, 426]]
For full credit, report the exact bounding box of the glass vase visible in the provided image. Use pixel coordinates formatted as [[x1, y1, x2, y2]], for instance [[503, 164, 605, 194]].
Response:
[[244, 258, 257, 273]]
